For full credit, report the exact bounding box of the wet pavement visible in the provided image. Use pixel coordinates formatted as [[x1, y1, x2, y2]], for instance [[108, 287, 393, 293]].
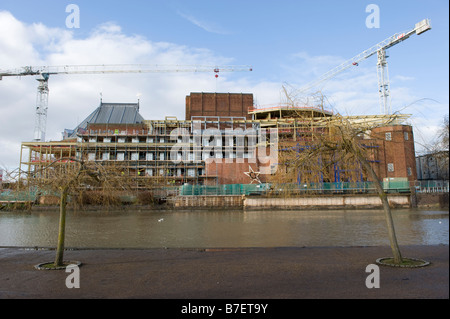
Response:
[[0, 245, 448, 300]]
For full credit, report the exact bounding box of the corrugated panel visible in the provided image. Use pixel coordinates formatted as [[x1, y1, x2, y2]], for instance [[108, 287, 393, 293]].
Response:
[[69, 102, 144, 137], [92, 104, 143, 124]]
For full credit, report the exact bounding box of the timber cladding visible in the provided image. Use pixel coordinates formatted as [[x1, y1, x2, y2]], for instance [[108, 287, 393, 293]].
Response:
[[186, 92, 253, 120]]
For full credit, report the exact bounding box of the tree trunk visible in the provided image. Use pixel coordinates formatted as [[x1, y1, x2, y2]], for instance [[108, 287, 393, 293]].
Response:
[[356, 150, 403, 264], [55, 187, 69, 267]]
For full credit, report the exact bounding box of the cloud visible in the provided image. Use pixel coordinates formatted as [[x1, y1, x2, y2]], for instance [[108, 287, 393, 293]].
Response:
[[0, 11, 445, 173], [282, 51, 347, 85], [0, 12, 251, 172], [393, 75, 415, 82], [177, 10, 229, 35], [279, 50, 445, 122]]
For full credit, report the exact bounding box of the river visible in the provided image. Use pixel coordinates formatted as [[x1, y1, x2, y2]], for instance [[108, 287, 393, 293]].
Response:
[[0, 208, 448, 248]]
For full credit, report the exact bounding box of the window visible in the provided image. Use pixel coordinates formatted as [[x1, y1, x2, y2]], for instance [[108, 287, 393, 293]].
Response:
[[387, 163, 394, 172], [407, 167, 412, 176], [131, 153, 139, 161], [385, 132, 392, 141], [404, 132, 409, 141]]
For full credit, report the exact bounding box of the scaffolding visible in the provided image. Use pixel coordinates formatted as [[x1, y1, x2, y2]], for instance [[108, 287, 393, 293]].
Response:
[[19, 110, 412, 193], [19, 116, 261, 189]]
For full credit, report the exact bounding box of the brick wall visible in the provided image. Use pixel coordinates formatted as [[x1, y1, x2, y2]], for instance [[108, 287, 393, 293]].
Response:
[[370, 125, 417, 181], [186, 92, 253, 120], [205, 159, 267, 185]]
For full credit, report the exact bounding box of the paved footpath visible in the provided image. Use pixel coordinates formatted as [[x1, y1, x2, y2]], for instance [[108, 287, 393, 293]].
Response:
[[0, 245, 448, 300]]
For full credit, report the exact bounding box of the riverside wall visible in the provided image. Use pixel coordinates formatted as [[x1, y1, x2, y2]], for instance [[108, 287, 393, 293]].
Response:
[[172, 194, 413, 210], [413, 193, 449, 209], [173, 195, 244, 208], [244, 194, 411, 210]]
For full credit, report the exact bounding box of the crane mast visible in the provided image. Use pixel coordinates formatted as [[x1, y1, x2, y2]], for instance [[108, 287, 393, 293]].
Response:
[[0, 64, 252, 142], [35, 74, 49, 141], [285, 19, 431, 115]]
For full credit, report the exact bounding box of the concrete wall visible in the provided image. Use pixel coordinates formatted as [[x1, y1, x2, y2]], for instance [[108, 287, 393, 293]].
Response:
[[172, 194, 411, 209], [174, 195, 244, 208], [244, 194, 411, 210]]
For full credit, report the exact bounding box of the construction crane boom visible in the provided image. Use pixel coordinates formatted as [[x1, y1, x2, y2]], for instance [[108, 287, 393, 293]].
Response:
[[0, 64, 253, 141], [285, 19, 431, 115], [0, 64, 253, 78]]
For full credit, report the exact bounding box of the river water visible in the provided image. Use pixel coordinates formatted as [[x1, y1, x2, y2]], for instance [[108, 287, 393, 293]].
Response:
[[0, 208, 448, 248]]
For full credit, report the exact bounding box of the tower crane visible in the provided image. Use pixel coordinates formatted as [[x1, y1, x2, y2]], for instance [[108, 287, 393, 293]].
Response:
[[0, 64, 253, 142], [284, 19, 431, 115]]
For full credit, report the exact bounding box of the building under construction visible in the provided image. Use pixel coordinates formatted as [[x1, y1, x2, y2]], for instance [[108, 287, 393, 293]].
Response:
[[19, 92, 417, 193]]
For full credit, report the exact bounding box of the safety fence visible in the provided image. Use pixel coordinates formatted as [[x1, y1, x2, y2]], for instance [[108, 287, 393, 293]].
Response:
[[4, 180, 445, 203], [413, 180, 449, 193], [179, 184, 269, 196], [0, 190, 38, 202], [178, 181, 411, 196]]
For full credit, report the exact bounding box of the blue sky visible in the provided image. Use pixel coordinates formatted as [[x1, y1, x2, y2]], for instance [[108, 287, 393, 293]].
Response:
[[0, 0, 448, 171], [2, 1, 448, 81]]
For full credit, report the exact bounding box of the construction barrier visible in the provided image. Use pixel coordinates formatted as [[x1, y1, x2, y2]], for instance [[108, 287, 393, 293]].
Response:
[[179, 184, 269, 196], [179, 180, 413, 196]]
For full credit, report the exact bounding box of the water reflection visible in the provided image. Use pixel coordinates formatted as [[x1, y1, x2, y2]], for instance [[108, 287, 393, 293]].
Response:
[[0, 208, 448, 248]]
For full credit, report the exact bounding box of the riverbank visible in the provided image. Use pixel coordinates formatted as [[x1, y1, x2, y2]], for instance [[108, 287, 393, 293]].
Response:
[[3, 191, 448, 212], [0, 245, 447, 299], [415, 193, 449, 209]]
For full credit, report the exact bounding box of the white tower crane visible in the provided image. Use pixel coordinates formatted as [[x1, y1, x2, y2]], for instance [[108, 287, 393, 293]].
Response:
[[0, 64, 253, 142], [285, 19, 431, 115]]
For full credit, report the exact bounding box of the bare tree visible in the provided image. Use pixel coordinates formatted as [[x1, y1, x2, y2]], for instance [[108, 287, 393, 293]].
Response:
[[439, 115, 449, 151], [31, 158, 133, 267], [417, 115, 450, 180], [270, 91, 406, 264]]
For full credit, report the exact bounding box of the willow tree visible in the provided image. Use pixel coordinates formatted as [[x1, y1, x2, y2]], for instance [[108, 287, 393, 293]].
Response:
[[269, 87, 412, 264], [331, 114, 403, 264], [272, 112, 405, 263], [32, 158, 132, 268]]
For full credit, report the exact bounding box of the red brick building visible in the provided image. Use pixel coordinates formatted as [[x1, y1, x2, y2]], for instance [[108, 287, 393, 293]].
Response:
[[186, 92, 253, 120], [370, 125, 417, 182], [20, 93, 418, 188]]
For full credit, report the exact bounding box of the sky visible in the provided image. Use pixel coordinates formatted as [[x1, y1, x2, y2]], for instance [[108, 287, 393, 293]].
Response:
[[0, 0, 448, 173]]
